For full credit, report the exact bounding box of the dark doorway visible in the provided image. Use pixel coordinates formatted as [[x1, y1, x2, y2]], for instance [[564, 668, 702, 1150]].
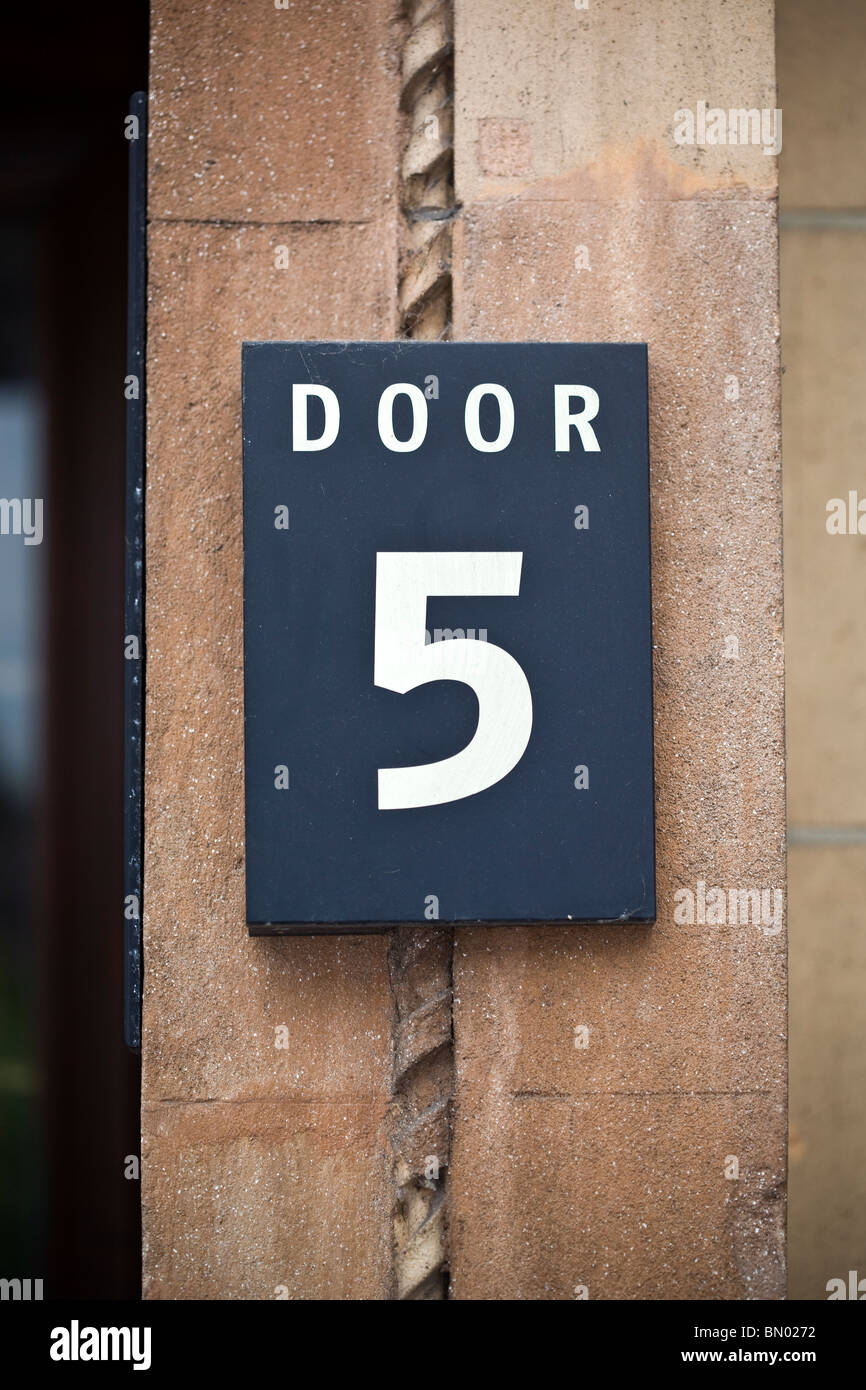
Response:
[[0, 6, 149, 1298]]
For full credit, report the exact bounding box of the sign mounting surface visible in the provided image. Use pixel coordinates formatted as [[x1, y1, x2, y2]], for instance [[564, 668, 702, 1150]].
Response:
[[242, 341, 655, 932]]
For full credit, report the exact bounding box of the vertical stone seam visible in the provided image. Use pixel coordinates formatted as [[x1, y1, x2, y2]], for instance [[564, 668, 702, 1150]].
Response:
[[387, 927, 454, 1299], [398, 0, 458, 339], [386, 0, 456, 1301]]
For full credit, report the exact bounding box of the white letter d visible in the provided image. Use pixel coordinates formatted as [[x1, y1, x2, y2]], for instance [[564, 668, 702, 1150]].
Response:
[[292, 384, 340, 451]]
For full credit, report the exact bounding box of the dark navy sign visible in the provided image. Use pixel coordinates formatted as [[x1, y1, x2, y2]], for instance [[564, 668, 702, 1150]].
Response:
[[242, 342, 655, 932]]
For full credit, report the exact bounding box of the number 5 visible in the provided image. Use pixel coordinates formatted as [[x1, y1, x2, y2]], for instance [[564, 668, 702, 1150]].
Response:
[[375, 552, 533, 809]]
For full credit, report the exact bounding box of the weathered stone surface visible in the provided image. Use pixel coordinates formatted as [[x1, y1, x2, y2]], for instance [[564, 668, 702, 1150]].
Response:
[[452, 920, 785, 1104], [451, 1090, 785, 1300], [455, 0, 778, 206], [149, 0, 400, 223], [142, 1099, 390, 1299]]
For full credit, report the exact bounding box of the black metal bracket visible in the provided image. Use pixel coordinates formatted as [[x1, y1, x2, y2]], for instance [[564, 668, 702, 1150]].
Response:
[[124, 91, 147, 1052]]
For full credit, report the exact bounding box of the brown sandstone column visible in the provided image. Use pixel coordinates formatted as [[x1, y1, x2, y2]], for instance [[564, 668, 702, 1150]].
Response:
[[141, 0, 400, 1299], [142, 0, 785, 1300], [448, 0, 786, 1299]]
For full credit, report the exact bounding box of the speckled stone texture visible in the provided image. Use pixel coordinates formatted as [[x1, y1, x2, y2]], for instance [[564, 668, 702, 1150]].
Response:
[[142, 0, 400, 1300], [448, 0, 785, 1299]]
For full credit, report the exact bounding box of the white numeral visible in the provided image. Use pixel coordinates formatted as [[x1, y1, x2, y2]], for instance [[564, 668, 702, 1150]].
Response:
[[375, 552, 533, 809]]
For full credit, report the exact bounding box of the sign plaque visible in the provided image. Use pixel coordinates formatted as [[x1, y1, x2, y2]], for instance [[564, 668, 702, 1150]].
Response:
[[242, 341, 655, 932]]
